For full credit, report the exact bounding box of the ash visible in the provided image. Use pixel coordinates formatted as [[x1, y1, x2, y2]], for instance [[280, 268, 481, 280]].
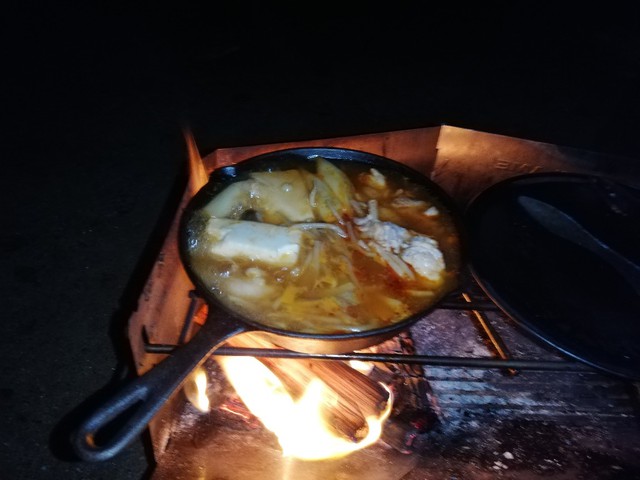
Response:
[[406, 308, 640, 479]]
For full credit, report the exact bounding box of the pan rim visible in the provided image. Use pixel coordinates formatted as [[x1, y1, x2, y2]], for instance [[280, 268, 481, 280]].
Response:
[[179, 146, 465, 342]]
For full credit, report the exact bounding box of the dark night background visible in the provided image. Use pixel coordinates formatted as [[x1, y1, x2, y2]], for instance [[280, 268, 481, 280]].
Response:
[[3, 2, 640, 478]]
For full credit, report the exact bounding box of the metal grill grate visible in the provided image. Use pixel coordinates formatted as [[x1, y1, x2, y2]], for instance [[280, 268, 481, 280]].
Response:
[[142, 271, 594, 374]]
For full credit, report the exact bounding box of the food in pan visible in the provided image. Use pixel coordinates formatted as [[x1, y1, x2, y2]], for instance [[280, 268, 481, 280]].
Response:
[[186, 157, 461, 334]]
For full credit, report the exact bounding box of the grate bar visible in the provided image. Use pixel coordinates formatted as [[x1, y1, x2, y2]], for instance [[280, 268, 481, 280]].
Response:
[[461, 292, 518, 376], [143, 342, 593, 372], [437, 299, 500, 310]]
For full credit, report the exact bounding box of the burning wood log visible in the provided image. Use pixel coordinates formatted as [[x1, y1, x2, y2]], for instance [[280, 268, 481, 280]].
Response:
[[224, 333, 391, 442], [306, 361, 390, 418]]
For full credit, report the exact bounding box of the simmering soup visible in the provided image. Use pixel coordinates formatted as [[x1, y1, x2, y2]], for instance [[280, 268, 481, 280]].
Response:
[[186, 156, 461, 334]]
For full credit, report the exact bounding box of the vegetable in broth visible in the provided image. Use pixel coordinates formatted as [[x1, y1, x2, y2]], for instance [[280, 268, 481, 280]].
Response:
[[187, 157, 460, 334]]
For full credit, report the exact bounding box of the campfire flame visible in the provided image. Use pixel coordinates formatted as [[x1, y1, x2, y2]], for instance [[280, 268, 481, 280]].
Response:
[[218, 356, 392, 461], [349, 359, 375, 375], [184, 367, 210, 413]]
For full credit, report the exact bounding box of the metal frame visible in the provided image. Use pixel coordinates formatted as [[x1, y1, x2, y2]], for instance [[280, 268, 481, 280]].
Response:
[[143, 283, 594, 374]]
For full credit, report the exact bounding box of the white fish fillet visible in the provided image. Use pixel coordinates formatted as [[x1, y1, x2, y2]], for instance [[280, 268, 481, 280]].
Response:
[[206, 218, 302, 267]]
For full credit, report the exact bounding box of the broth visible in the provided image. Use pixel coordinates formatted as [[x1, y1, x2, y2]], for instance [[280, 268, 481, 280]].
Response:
[[187, 157, 461, 334]]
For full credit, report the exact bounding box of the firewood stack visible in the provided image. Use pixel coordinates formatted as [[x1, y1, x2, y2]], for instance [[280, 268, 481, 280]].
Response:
[[225, 333, 391, 442]]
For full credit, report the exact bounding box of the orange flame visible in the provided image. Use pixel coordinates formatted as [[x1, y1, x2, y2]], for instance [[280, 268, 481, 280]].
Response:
[[218, 356, 392, 461], [183, 128, 209, 194], [183, 366, 210, 413]]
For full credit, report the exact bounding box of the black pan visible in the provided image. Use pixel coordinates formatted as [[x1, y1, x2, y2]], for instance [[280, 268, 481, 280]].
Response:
[[466, 172, 640, 380], [72, 147, 463, 461]]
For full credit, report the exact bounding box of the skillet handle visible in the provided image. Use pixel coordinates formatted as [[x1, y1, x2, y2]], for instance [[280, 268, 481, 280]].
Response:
[[72, 313, 247, 461]]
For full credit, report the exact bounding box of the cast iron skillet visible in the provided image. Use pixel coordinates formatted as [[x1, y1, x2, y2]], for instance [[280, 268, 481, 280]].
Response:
[[466, 172, 640, 380], [72, 147, 464, 461]]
